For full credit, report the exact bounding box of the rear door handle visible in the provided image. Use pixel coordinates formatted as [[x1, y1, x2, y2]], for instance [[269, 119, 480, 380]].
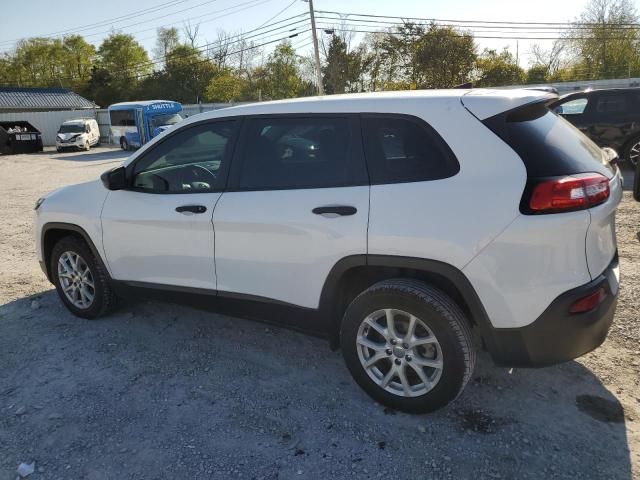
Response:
[[312, 206, 357, 216], [176, 205, 207, 214]]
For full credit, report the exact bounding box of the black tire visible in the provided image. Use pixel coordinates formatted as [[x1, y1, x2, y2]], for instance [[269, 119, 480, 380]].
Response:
[[623, 134, 640, 167], [56, 147, 62, 152], [50, 236, 117, 319], [120, 137, 129, 151], [340, 279, 475, 414]]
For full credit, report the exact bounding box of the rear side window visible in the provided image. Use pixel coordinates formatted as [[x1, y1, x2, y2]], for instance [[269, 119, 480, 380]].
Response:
[[596, 95, 627, 113], [235, 116, 367, 190], [361, 115, 459, 185], [483, 102, 612, 178]]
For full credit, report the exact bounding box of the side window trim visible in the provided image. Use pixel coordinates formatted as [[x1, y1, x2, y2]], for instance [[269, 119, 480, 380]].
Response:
[[226, 113, 368, 192], [359, 112, 460, 185], [124, 117, 242, 195]]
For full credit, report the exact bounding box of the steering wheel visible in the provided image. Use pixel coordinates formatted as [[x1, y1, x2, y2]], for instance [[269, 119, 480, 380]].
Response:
[[185, 164, 217, 190]]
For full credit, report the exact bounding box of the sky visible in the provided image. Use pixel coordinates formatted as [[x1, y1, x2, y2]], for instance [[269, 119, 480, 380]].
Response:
[[0, 0, 637, 68]]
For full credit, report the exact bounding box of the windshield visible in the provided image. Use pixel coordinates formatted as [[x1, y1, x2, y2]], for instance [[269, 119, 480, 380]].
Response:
[[151, 113, 182, 128], [58, 124, 84, 133]]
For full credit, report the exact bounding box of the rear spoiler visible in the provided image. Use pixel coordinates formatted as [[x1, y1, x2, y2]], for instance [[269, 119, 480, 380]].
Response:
[[461, 89, 557, 120]]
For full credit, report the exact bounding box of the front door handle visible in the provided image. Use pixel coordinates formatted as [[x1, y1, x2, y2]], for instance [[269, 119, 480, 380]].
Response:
[[176, 205, 207, 214], [312, 206, 357, 216]]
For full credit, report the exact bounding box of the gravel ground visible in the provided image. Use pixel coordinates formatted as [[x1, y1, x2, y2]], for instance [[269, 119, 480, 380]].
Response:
[[0, 147, 639, 479]]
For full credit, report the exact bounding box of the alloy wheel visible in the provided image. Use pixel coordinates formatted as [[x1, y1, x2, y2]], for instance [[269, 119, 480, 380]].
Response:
[[356, 308, 443, 397], [57, 251, 95, 309]]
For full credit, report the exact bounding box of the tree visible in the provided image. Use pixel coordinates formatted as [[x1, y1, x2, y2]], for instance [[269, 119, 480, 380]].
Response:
[[183, 21, 200, 48], [322, 34, 364, 94], [530, 41, 566, 78], [98, 33, 151, 79], [526, 64, 549, 84], [165, 44, 216, 103], [206, 70, 244, 102], [93, 33, 151, 104], [567, 0, 640, 79], [377, 23, 477, 89], [256, 42, 303, 100], [154, 27, 180, 65], [12, 38, 65, 86], [475, 48, 525, 87]]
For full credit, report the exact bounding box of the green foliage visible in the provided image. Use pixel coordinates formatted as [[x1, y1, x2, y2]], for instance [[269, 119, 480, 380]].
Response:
[[475, 48, 526, 87], [256, 43, 303, 100], [526, 65, 550, 84], [206, 70, 244, 102], [567, 0, 640, 79], [322, 35, 365, 94], [164, 44, 217, 103]]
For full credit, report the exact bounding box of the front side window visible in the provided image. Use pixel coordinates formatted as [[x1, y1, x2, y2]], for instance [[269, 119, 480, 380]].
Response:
[[237, 116, 365, 190], [131, 121, 237, 193], [361, 115, 459, 184]]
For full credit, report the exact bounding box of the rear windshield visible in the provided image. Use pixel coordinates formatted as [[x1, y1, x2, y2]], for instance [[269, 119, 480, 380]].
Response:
[[483, 102, 612, 178]]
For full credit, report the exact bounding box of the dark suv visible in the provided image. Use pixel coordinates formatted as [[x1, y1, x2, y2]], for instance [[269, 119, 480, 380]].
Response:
[[550, 87, 640, 166]]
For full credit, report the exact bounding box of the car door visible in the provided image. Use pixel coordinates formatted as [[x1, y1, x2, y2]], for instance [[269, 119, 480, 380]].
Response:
[[212, 114, 369, 308], [101, 119, 239, 290], [588, 92, 630, 148]]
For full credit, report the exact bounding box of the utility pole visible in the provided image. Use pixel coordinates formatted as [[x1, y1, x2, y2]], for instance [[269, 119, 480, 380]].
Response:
[[306, 0, 324, 95]]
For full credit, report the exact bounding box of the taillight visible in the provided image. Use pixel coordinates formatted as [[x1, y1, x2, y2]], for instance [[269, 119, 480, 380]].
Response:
[[528, 173, 610, 214]]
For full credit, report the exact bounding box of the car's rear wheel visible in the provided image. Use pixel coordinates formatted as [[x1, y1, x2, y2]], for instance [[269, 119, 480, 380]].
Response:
[[624, 135, 640, 167], [51, 236, 117, 319], [340, 279, 475, 413], [120, 137, 129, 151]]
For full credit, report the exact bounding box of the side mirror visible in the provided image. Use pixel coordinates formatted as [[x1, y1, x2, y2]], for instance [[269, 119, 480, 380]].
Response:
[[634, 160, 640, 202], [101, 166, 127, 191]]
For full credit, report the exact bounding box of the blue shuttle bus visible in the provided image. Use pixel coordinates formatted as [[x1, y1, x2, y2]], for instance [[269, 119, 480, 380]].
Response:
[[108, 100, 183, 150]]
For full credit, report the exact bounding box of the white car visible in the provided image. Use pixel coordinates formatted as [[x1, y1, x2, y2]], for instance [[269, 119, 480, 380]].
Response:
[[56, 119, 100, 152], [35, 90, 623, 413]]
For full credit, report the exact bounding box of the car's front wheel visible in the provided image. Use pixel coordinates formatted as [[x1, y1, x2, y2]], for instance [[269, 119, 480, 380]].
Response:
[[340, 279, 475, 413], [51, 236, 117, 319]]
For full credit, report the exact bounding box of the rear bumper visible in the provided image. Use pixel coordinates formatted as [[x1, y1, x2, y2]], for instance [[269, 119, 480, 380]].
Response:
[[486, 254, 619, 367]]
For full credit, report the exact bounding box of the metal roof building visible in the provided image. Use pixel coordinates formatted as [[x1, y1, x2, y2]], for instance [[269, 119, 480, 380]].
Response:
[[0, 87, 97, 112]]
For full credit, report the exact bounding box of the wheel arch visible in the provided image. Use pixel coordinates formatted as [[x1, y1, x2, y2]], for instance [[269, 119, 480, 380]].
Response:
[[41, 222, 108, 283], [319, 255, 495, 351]]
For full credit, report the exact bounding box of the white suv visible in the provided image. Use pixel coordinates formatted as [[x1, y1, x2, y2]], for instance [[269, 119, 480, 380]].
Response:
[[35, 90, 623, 413]]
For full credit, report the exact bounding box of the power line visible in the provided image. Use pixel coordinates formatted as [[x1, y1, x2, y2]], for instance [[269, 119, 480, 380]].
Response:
[[106, 0, 276, 44], [315, 24, 639, 41], [9, 16, 310, 86], [315, 9, 640, 27], [0, 0, 190, 45], [256, 0, 300, 29], [124, 31, 309, 83], [315, 15, 640, 33]]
